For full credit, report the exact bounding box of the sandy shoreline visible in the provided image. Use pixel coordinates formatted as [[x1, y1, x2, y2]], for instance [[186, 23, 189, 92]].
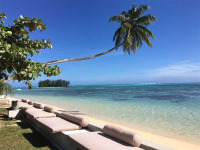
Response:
[[9, 97, 200, 150], [86, 116, 200, 150], [40, 102, 200, 150]]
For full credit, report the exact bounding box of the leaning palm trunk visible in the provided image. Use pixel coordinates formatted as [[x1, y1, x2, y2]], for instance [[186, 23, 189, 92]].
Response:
[[45, 43, 123, 65], [4, 43, 123, 82]]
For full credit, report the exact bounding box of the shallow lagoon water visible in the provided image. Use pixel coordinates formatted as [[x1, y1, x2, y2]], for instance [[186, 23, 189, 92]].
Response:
[[14, 84, 200, 143]]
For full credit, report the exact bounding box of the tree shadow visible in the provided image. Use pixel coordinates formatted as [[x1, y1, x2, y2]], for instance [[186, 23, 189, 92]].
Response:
[[16, 121, 56, 149], [16, 121, 30, 129], [0, 109, 56, 149], [22, 132, 55, 149], [0, 112, 15, 121]]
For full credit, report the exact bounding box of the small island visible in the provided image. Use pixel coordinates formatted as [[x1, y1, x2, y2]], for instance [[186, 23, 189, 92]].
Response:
[[38, 79, 70, 87]]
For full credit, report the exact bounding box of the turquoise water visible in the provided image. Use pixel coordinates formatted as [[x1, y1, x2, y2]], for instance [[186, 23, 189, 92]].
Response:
[[14, 83, 200, 143]]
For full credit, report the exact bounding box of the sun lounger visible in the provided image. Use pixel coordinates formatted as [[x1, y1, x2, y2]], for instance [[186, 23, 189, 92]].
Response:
[[19, 99, 35, 110], [36, 112, 89, 133], [19, 101, 33, 109], [26, 105, 56, 119], [26, 109, 56, 119], [67, 124, 143, 150]]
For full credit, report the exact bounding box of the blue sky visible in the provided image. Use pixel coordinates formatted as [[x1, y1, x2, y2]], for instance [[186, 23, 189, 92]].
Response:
[[1, 0, 200, 86]]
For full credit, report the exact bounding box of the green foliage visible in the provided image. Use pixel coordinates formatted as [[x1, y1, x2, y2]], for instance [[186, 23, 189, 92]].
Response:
[[38, 79, 70, 87], [0, 80, 14, 95], [0, 13, 61, 88], [109, 4, 157, 54]]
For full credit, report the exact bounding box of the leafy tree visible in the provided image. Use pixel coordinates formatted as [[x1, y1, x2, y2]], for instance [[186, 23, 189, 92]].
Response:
[[0, 3, 156, 88], [38, 81, 43, 87], [0, 13, 61, 88]]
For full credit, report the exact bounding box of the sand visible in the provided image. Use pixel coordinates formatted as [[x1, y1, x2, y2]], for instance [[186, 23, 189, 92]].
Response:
[[85, 116, 200, 150], [52, 104, 200, 150]]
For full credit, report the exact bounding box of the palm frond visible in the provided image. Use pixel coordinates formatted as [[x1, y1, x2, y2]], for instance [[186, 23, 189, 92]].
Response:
[[138, 5, 151, 11], [125, 29, 132, 46], [121, 11, 127, 15], [115, 35, 123, 47], [123, 41, 130, 55], [136, 14, 157, 25], [131, 30, 143, 52], [4, 83, 14, 95], [132, 3, 136, 10], [113, 27, 121, 41], [113, 27, 127, 46], [119, 26, 127, 36], [136, 5, 151, 16], [123, 22, 132, 29], [122, 29, 132, 55], [109, 15, 127, 23], [137, 25, 155, 39], [0, 81, 14, 95], [137, 30, 153, 48], [135, 32, 143, 48]]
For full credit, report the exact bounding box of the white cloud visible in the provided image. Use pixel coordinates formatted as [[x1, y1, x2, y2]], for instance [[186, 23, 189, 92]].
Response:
[[151, 61, 200, 76], [73, 61, 200, 84], [145, 61, 200, 83]]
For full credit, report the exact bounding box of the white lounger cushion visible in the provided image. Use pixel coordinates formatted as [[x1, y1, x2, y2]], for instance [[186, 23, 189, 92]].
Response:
[[21, 99, 29, 103], [33, 103, 45, 109], [44, 106, 57, 113], [36, 117, 81, 133], [103, 124, 142, 147], [61, 113, 89, 127], [27, 101, 33, 105], [68, 131, 143, 150], [26, 109, 56, 119]]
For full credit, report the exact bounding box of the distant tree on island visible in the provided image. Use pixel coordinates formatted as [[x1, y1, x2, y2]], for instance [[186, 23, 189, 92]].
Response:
[[38, 79, 70, 87], [0, 3, 156, 88]]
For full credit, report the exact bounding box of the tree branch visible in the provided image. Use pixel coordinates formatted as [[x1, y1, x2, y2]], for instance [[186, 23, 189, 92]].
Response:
[[3, 75, 13, 83]]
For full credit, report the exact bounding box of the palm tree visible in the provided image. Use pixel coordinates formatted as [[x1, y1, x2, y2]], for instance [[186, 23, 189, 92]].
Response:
[[45, 4, 157, 65], [0, 80, 14, 96], [4, 3, 157, 83]]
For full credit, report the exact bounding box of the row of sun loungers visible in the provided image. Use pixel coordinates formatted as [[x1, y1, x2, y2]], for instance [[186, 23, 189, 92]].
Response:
[[18, 99, 143, 150]]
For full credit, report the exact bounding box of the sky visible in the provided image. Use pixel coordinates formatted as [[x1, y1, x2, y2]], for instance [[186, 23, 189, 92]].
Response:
[[1, 0, 200, 86]]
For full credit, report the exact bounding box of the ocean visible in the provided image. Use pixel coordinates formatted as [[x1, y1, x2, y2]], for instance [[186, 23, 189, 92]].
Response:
[[14, 83, 200, 143]]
